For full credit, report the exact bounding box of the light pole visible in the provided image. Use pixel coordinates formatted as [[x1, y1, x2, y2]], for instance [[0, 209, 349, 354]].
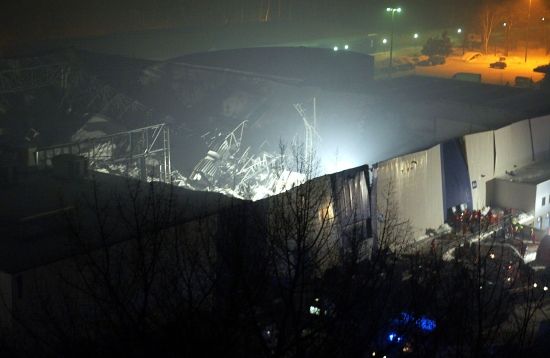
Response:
[[525, 0, 532, 63], [458, 27, 466, 55], [503, 21, 511, 56], [386, 7, 402, 74], [543, 17, 549, 54]]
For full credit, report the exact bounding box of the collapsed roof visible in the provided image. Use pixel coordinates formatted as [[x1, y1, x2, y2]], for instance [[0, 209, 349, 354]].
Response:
[[2, 47, 550, 199]]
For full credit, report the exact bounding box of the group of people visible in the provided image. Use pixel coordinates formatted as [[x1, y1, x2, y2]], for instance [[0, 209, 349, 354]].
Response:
[[449, 208, 500, 236]]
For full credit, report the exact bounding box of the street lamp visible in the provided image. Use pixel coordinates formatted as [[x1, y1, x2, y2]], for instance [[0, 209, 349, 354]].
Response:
[[386, 7, 402, 74], [457, 27, 466, 54], [502, 20, 512, 56], [543, 17, 549, 54], [525, 0, 532, 63]]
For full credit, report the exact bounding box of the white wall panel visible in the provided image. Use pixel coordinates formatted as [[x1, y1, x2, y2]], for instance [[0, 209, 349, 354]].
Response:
[[494, 119, 533, 177], [535, 180, 550, 225], [530, 115, 550, 161], [376, 145, 444, 240], [464, 131, 494, 210]]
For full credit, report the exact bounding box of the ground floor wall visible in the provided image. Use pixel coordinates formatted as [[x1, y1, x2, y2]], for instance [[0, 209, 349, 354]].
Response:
[[535, 180, 550, 229], [487, 179, 535, 214], [464, 131, 495, 210]]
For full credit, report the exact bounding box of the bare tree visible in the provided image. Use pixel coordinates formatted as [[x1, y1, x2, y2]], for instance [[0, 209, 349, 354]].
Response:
[[479, 1, 498, 54], [477, 0, 514, 54]]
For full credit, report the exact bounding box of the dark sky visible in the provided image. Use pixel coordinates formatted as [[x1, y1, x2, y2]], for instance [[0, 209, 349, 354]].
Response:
[[5, 0, 544, 50]]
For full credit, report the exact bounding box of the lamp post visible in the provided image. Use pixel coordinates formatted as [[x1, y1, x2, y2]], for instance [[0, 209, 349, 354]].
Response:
[[543, 16, 549, 54], [525, 0, 532, 63], [386, 7, 402, 74], [503, 21, 510, 56], [458, 27, 466, 55]]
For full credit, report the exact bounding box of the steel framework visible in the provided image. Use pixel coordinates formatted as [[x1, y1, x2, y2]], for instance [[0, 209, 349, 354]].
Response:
[[0, 58, 153, 125], [294, 97, 321, 166], [190, 121, 283, 198], [35, 123, 171, 182], [0, 63, 69, 94]]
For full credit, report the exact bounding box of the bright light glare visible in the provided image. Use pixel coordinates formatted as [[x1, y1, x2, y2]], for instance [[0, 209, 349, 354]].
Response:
[[503, 22, 507, 27], [457, 28, 462, 34], [344, 44, 349, 50], [386, 7, 391, 11], [413, 33, 419, 39], [333, 46, 339, 51], [309, 306, 321, 315], [396, 7, 402, 12], [544, 286, 549, 291], [490, 253, 495, 259], [534, 283, 538, 288], [325, 158, 355, 174], [382, 38, 388, 44]]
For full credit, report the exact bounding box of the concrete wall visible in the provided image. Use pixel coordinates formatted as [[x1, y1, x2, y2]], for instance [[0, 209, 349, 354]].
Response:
[[535, 179, 550, 229], [487, 179, 535, 213], [530, 115, 550, 162]]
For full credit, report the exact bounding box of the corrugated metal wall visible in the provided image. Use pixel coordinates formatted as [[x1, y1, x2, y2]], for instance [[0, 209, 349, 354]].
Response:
[[464, 131, 495, 210], [494, 119, 533, 177], [530, 115, 550, 162], [374, 145, 444, 240]]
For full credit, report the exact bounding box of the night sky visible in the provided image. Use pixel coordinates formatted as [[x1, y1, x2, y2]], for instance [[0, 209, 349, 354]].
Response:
[[2, 1, 484, 48], [2, 0, 550, 59]]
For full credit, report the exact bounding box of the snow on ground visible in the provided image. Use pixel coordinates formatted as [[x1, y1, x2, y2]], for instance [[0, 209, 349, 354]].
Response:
[[375, 47, 549, 86]]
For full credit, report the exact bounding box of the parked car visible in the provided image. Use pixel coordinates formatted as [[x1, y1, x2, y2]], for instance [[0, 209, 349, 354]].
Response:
[[533, 64, 550, 73], [452, 72, 482, 83], [416, 56, 445, 66], [489, 61, 507, 69], [417, 59, 432, 66]]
